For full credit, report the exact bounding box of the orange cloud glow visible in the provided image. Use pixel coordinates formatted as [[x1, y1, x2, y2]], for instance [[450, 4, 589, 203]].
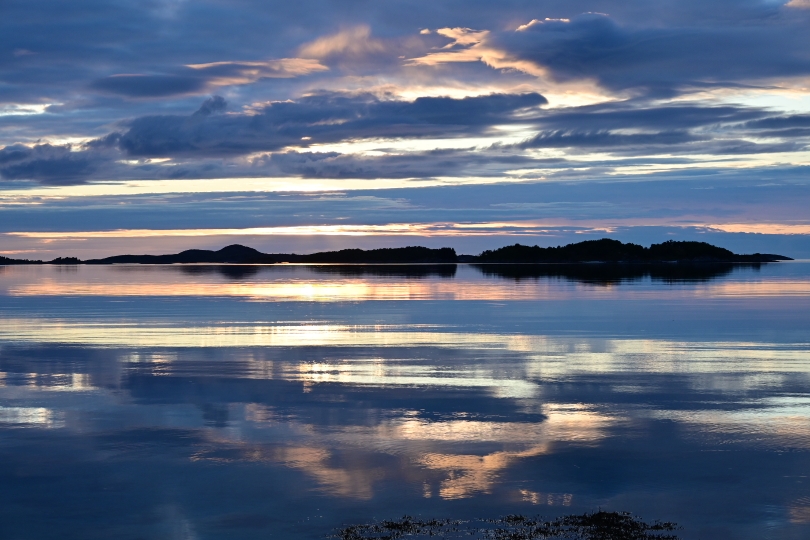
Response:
[[705, 222, 810, 235], [298, 26, 386, 59], [186, 58, 328, 86], [4, 221, 614, 240]]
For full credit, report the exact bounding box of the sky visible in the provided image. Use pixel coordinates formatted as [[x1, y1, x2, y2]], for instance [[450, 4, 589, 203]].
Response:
[[1, 0, 810, 259]]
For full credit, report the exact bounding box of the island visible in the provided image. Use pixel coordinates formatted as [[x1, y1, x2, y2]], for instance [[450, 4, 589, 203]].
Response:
[[472, 238, 791, 263], [0, 239, 793, 265]]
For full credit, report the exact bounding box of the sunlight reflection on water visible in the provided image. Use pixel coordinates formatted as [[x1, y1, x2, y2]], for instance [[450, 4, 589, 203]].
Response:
[[2, 263, 810, 300]]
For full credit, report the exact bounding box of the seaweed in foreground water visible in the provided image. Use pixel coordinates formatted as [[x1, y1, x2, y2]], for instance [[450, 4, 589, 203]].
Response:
[[334, 511, 679, 540]]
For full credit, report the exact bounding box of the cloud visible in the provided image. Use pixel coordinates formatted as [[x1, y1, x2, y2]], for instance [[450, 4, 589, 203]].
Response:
[[298, 26, 387, 60], [4, 92, 809, 185], [90, 74, 207, 98], [4, 1, 810, 187], [2, 0, 810, 262], [509, 14, 810, 94], [193, 96, 227, 117], [518, 130, 696, 149], [4, 168, 810, 260], [265, 148, 546, 179], [90, 58, 328, 98], [185, 58, 329, 84], [740, 116, 810, 140], [408, 27, 547, 77], [0, 144, 98, 185], [411, 13, 810, 96], [3, 0, 809, 112], [0, 92, 548, 183], [295, 25, 435, 74], [744, 114, 810, 131], [532, 103, 765, 131], [113, 91, 548, 157], [495, 101, 809, 154]]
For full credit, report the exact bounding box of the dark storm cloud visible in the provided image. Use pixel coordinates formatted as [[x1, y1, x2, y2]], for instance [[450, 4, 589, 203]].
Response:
[[112, 92, 548, 157], [90, 74, 208, 98], [505, 102, 810, 154], [4, 0, 806, 108], [0, 144, 98, 184], [488, 12, 810, 96], [193, 96, 228, 117], [0, 92, 548, 183], [4, 91, 810, 184], [1, 1, 810, 187], [108, 94, 801, 164]]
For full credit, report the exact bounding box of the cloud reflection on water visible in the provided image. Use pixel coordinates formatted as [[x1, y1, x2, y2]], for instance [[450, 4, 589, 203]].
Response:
[[0, 264, 809, 538], [3, 264, 810, 302]]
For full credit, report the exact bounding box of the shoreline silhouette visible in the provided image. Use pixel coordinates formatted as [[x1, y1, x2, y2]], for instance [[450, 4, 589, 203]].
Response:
[[0, 238, 792, 266]]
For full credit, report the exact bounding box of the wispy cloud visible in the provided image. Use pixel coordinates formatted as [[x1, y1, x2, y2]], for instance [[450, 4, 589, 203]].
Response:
[[298, 26, 387, 60], [4, 221, 616, 239], [90, 58, 328, 98], [186, 58, 329, 84], [408, 27, 547, 77], [786, 0, 810, 9]]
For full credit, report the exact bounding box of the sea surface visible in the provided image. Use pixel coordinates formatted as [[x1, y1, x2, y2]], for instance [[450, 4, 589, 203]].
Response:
[[1, 262, 809, 539]]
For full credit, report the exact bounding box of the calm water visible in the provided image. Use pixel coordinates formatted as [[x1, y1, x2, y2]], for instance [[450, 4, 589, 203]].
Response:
[[1, 262, 810, 539]]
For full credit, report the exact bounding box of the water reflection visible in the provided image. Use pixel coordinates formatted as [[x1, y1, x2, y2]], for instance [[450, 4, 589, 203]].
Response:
[[309, 264, 459, 279], [0, 264, 809, 539], [474, 262, 746, 283], [0, 406, 61, 426], [3, 263, 810, 301]]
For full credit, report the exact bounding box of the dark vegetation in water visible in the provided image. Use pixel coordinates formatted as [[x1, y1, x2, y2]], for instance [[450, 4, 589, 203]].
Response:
[[334, 512, 679, 540], [0, 239, 792, 265]]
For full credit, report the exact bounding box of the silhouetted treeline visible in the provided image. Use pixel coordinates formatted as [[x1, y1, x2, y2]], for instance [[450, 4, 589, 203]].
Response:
[[0, 255, 77, 265], [476, 239, 790, 263], [0, 239, 792, 266], [82, 245, 458, 265], [296, 246, 457, 264], [0, 255, 43, 265]]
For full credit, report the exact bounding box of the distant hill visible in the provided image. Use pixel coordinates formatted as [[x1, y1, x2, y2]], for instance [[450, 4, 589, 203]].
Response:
[[475, 239, 791, 263], [0, 239, 792, 266], [85, 244, 274, 265]]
